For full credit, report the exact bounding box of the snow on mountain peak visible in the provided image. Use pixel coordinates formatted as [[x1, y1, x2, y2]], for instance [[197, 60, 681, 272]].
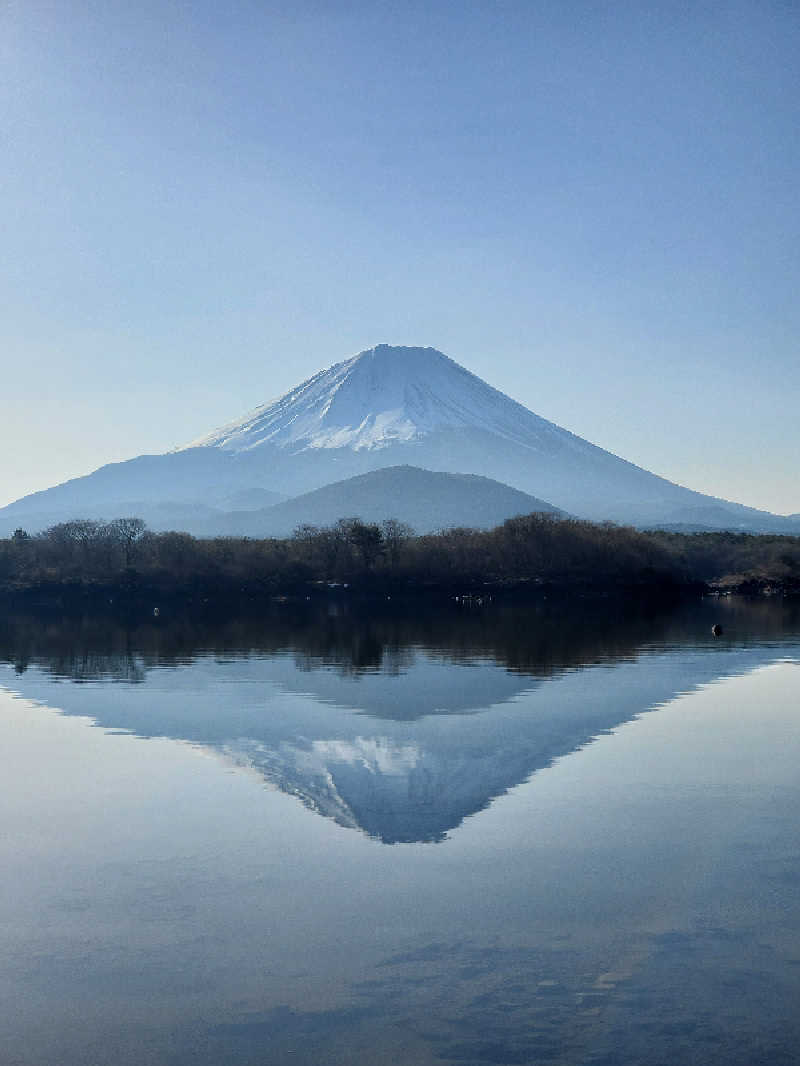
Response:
[[185, 344, 567, 455]]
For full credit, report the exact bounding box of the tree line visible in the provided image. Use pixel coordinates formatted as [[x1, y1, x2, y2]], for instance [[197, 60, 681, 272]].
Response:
[[1, 513, 799, 602]]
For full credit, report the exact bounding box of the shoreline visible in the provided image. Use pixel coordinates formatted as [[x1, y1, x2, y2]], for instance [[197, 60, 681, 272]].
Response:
[[1, 573, 794, 623]]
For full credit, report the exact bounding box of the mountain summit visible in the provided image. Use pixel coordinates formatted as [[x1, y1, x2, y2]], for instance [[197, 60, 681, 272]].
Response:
[[185, 344, 574, 455], [0, 344, 792, 535]]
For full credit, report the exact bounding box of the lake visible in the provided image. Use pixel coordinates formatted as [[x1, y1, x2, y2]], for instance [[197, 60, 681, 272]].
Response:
[[1, 596, 799, 1065]]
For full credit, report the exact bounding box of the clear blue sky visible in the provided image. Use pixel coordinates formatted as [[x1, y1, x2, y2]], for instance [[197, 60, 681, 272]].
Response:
[[3, 0, 798, 513]]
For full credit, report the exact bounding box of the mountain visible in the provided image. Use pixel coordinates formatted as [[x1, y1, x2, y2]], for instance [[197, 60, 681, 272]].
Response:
[[1, 344, 796, 535], [200, 466, 562, 537]]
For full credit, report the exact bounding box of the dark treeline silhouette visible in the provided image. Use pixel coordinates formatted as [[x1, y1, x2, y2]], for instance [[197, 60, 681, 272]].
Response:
[[1, 513, 798, 609], [7, 595, 797, 691], [0, 598, 678, 685]]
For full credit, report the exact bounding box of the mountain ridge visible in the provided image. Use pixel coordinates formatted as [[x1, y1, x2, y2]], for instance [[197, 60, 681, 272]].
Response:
[[199, 465, 563, 538]]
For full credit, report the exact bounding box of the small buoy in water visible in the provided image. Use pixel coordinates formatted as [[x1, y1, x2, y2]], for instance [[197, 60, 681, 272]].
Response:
[[711, 623, 723, 636], [153, 607, 160, 618]]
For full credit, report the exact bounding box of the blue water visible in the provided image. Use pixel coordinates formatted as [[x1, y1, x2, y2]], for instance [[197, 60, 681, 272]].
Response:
[[1, 597, 799, 1065]]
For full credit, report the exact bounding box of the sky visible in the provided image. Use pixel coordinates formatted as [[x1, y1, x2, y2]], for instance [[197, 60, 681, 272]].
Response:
[[2, 0, 798, 514]]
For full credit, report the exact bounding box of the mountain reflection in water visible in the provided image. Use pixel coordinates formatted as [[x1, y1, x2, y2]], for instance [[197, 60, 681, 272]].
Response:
[[1, 597, 799, 844]]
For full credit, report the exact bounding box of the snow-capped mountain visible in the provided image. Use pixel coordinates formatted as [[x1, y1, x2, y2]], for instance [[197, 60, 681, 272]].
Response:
[[186, 344, 585, 456], [0, 344, 794, 534], [177, 343, 790, 528]]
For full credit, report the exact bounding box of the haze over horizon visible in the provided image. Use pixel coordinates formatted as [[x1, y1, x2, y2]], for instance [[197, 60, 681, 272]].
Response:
[[3, 2, 798, 514]]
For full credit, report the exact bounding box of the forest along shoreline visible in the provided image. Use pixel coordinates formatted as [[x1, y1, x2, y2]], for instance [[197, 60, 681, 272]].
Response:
[[1, 513, 798, 616]]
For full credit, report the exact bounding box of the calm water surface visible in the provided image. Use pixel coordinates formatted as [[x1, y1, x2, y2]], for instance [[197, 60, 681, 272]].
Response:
[[1, 597, 799, 1065]]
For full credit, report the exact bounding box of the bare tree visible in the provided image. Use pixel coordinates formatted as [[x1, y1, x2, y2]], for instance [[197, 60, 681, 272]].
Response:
[[336, 518, 384, 570], [108, 517, 147, 566], [380, 518, 414, 570]]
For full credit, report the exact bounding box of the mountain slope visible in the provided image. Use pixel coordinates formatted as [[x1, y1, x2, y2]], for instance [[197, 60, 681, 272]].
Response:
[[1, 344, 795, 534], [187, 344, 589, 455], [201, 465, 563, 537], [0, 448, 287, 536]]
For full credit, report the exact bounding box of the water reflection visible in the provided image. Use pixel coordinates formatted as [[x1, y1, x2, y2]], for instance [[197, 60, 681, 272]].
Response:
[[1, 600, 800, 1066], [3, 595, 797, 682], [1, 598, 799, 844]]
